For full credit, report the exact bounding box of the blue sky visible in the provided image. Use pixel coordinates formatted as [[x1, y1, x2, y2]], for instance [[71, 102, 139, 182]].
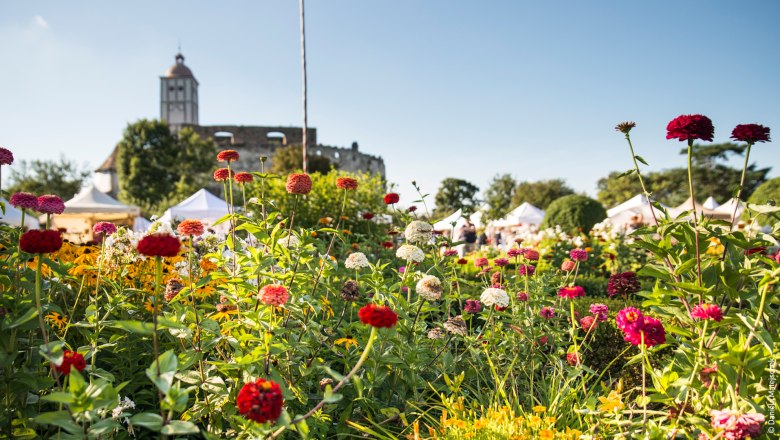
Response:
[[1, 1, 779, 209]]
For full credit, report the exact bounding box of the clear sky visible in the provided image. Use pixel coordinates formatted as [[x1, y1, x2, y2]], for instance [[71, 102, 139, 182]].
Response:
[[2, 1, 779, 210]]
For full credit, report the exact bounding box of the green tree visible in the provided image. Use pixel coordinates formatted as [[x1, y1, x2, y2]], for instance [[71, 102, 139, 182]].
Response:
[[747, 177, 780, 205], [597, 143, 770, 208], [511, 179, 575, 210], [6, 155, 90, 200], [434, 178, 480, 216], [484, 174, 516, 220], [270, 145, 334, 175], [541, 194, 606, 234], [116, 119, 216, 216]]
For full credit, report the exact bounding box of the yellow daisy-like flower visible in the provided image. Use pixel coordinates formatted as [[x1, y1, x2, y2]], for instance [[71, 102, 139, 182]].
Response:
[[311, 231, 318, 238], [318, 217, 333, 225], [45, 312, 69, 330], [529, 415, 542, 425], [334, 337, 358, 350], [598, 390, 624, 413], [342, 229, 351, 235], [705, 237, 724, 255], [144, 299, 161, 313], [564, 427, 583, 439], [532, 405, 546, 413], [212, 309, 237, 321], [538, 429, 554, 440]]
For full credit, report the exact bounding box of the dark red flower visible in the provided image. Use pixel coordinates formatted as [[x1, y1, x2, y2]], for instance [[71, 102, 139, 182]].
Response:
[[383, 193, 400, 204], [493, 258, 509, 267], [37, 195, 65, 214], [464, 299, 482, 313], [286, 173, 312, 195], [9, 192, 38, 210], [381, 241, 394, 249], [731, 124, 770, 144], [358, 304, 398, 328], [216, 149, 240, 162], [20, 230, 62, 254], [362, 212, 375, 220], [457, 258, 467, 265], [336, 177, 358, 190], [213, 168, 234, 181], [177, 219, 204, 237], [607, 272, 641, 297], [745, 246, 766, 256], [666, 114, 714, 142], [558, 285, 585, 299], [407, 206, 417, 213], [137, 234, 181, 257], [53, 350, 86, 375], [234, 172, 254, 184], [518, 264, 535, 276], [0, 147, 13, 165], [236, 378, 284, 424]]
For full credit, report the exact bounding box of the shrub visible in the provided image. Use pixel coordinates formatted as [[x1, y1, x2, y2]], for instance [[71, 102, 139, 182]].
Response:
[[541, 194, 606, 234]]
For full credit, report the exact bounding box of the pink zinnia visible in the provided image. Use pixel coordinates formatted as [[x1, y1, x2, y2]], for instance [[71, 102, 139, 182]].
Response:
[[507, 248, 523, 258], [464, 299, 482, 314], [234, 172, 254, 184], [259, 284, 289, 307], [691, 303, 723, 322], [9, 192, 38, 210], [216, 149, 240, 162], [517, 292, 528, 301], [474, 257, 489, 268], [624, 316, 666, 347], [580, 316, 597, 331], [730, 123, 770, 144], [561, 260, 576, 272], [589, 303, 609, 322], [37, 195, 65, 214], [710, 409, 764, 440], [286, 173, 313, 195], [569, 249, 588, 262], [558, 285, 585, 299], [0, 147, 13, 165], [521, 249, 539, 261], [443, 249, 458, 257], [540, 306, 555, 319], [518, 264, 535, 276], [666, 114, 714, 142], [616, 307, 644, 333], [213, 168, 234, 181], [92, 222, 117, 236], [566, 352, 581, 366], [493, 258, 509, 267]]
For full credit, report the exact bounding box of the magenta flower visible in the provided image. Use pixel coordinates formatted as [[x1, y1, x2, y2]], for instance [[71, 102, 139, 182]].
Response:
[[464, 299, 482, 314], [539, 307, 555, 319], [589, 303, 609, 322], [710, 409, 764, 440], [37, 195, 65, 214], [507, 248, 523, 258], [443, 249, 458, 257], [623, 316, 666, 347], [730, 123, 770, 144], [92, 222, 117, 236], [518, 264, 535, 276], [691, 303, 723, 322], [569, 249, 588, 262], [517, 292, 528, 301], [9, 192, 38, 210], [666, 114, 714, 142], [607, 271, 641, 297], [558, 285, 585, 299], [493, 258, 509, 267], [616, 307, 644, 333], [0, 147, 13, 165]]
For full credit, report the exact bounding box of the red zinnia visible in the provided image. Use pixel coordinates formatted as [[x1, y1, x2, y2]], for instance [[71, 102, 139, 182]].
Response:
[[381, 241, 394, 249], [493, 258, 509, 267], [666, 114, 714, 142], [236, 378, 284, 424], [0, 147, 13, 165], [259, 284, 289, 307], [624, 316, 666, 347], [286, 173, 312, 195], [580, 316, 597, 331], [9, 192, 38, 210], [216, 149, 240, 162], [53, 350, 86, 375], [20, 230, 63, 254], [561, 260, 576, 272], [358, 304, 398, 328], [336, 177, 359, 190], [457, 258, 467, 265], [407, 206, 417, 212], [383, 193, 400, 204], [177, 219, 205, 237], [522, 249, 540, 261], [37, 195, 65, 214], [731, 124, 770, 144], [566, 352, 581, 366], [362, 212, 375, 220], [234, 172, 254, 184], [213, 168, 234, 182], [558, 285, 585, 299], [137, 234, 181, 257]]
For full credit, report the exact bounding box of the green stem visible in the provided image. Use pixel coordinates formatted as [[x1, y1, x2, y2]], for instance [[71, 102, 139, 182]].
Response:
[[35, 257, 50, 346], [407, 300, 425, 343], [687, 140, 703, 288]]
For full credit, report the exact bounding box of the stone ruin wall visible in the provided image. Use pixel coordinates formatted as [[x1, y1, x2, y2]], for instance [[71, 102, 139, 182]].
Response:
[[188, 125, 385, 178]]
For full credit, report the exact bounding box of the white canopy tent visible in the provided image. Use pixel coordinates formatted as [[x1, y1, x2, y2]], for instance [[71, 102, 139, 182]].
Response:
[[713, 198, 744, 220], [489, 202, 545, 228], [49, 185, 140, 242], [0, 198, 40, 229], [670, 197, 731, 221], [133, 216, 152, 232], [159, 189, 230, 232], [607, 194, 669, 226], [702, 197, 720, 210], [432, 209, 466, 237]]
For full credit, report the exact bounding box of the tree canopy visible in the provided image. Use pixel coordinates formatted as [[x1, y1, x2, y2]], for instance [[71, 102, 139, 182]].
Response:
[[116, 119, 216, 216], [6, 155, 90, 200], [511, 179, 575, 210], [483, 174, 516, 220], [434, 178, 480, 216], [270, 145, 334, 175]]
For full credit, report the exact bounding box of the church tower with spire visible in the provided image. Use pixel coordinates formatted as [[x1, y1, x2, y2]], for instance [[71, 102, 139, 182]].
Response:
[[160, 53, 199, 131]]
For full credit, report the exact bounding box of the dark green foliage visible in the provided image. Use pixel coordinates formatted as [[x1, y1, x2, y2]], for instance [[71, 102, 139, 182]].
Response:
[[511, 178, 575, 210], [6, 155, 90, 200], [434, 177, 480, 216], [483, 174, 516, 221], [270, 145, 334, 175], [541, 194, 606, 234], [116, 119, 216, 216], [747, 176, 780, 205]]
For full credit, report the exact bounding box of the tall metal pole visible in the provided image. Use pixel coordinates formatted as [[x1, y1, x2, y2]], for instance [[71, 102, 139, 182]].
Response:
[[299, 0, 308, 173]]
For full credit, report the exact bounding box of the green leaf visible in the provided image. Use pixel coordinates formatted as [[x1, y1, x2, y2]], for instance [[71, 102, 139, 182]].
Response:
[[7, 307, 37, 329], [40, 392, 74, 405], [34, 411, 81, 433], [322, 385, 343, 404], [160, 420, 200, 435], [112, 320, 155, 335], [129, 412, 164, 431], [635, 155, 649, 166], [146, 350, 178, 395]]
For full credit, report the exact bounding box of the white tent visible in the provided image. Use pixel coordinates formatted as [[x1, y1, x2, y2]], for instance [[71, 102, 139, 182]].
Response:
[[133, 216, 152, 232], [49, 185, 141, 242], [469, 204, 489, 229], [62, 185, 141, 215], [607, 194, 669, 226], [0, 198, 40, 229], [670, 197, 731, 221], [432, 209, 464, 231], [159, 189, 229, 225], [506, 202, 545, 225], [713, 198, 744, 220], [702, 196, 720, 210]]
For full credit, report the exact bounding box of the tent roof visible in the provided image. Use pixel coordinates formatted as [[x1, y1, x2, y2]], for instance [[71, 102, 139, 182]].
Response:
[[64, 185, 140, 214], [0, 197, 40, 228], [161, 189, 228, 222], [607, 194, 668, 218], [702, 196, 720, 210], [432, 209, 463, 230], [505, 202, 545, 224]]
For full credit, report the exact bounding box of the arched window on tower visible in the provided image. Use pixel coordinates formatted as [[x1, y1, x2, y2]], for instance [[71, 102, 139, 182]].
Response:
[[214, 131, 234, 146], [267, 132, 287, 147]]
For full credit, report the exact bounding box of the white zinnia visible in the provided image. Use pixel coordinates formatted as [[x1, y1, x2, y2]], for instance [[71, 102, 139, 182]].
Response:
[[480, 287, 509, 308], [404, 220, 433, 244], [416, 274, 443, 301], [344, 252, 370, 270], [396, 244, 425, 263]]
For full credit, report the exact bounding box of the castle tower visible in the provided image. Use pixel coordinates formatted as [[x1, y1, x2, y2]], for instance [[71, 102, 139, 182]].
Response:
[[160, 53, 198, 131]]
